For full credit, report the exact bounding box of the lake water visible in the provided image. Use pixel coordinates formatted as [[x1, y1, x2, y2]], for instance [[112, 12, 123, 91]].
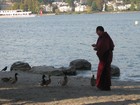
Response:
[[0, 12, 140, 81]]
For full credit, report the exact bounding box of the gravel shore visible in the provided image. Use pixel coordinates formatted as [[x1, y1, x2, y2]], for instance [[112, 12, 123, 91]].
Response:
[[0, 71, 140, 105]]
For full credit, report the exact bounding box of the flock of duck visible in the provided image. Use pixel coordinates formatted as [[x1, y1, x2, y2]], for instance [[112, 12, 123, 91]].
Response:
[[0, 66, 96, 87]]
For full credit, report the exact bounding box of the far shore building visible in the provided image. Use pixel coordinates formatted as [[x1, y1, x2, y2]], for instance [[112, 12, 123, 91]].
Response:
[[117, 4, 131, 11], [74, 1, 87, 12], [75, 5, 87, 12], [52, 2, 72, 12], [59, 5, 72, 12], [45, 4, 53, 12], [106, 0, 131, 11], [41, 5, 53, 12], [116, 0, 123, 4]]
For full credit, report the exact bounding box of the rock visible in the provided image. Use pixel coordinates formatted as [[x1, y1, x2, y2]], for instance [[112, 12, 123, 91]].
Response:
[[59, 66, 77, 76], [111, 65, 120, 76], [69, 59, 91, 70], [30, 66, 76, 76], [10, 61, 31, 71], [31, 66, 60, 75]]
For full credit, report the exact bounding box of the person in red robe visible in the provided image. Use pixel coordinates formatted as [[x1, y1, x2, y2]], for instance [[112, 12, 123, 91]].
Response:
[[92, 26, 115, 91]]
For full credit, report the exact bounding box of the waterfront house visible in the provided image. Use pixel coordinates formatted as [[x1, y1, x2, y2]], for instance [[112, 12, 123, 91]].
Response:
[[75, 5, 87, 12]]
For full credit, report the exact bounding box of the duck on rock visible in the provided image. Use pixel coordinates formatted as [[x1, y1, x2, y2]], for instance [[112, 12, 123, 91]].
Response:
[[1, 66, 8, 71]]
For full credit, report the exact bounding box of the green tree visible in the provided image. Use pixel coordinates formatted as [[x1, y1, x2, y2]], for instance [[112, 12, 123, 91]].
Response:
[[91, 1, 97, 11], [87, 0, 103, 11], [12, 2, 20, 9], [87, 0, 93, 6], [130, 0, 140, 11], [130, 2, 135, 11], [86, 6, 92, 13], [23, 0, 40, 13], [20, 3, 24, 10], [94, 0, 103, 11]]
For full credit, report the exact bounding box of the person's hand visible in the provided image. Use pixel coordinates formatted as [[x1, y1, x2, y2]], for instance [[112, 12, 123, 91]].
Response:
[[94, 47, 97, 51], [92, 44, 96, 47]]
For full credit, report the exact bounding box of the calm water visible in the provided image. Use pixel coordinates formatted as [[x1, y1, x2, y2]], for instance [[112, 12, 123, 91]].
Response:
[[0, 12, 140, 81]]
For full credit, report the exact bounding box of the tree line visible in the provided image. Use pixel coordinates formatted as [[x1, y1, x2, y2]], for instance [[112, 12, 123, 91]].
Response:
[[0, 0, 140, 13], [87, 0, 140, 11]]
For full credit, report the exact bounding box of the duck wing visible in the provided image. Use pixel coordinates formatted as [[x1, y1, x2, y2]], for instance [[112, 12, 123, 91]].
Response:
[[45, 79, 51, 86], [1, 77, 11, 82], [11, 79, 17, 84]]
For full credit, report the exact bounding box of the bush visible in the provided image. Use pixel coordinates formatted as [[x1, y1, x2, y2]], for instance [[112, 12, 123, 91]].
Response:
[[86, 6, 92, 14], [55, 9, 60, 15]]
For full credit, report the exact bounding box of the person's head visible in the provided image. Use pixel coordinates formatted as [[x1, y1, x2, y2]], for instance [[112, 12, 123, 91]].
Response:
[[96, 26, 104, 36]]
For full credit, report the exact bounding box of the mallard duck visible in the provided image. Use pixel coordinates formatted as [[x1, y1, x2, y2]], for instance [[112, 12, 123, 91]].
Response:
[[11, 73, 18, 84], [1, 77, 12, 82], [40, 75, 51, 86], [45, 75, 51, 86], [1, 73, 18, 84], [1, 66, 8, 71], [61, 74, 68, 86], [40, 74, 46, 86], [90, 74, 96, 86]]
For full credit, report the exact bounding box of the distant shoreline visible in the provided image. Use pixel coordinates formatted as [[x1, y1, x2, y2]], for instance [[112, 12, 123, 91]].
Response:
[[40, 11, 140, 16]]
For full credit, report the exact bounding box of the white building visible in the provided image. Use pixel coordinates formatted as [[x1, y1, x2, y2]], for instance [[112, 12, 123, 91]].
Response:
[[75, 5, 87, 12], [52, 2, 72, 12], [116, 0, 123, 4], [59, 6, 72, 12], [106, 1, 131, 11], [117, 4, 131, 11], [45, 5, 53, 12], [106, 1, 117, 11]]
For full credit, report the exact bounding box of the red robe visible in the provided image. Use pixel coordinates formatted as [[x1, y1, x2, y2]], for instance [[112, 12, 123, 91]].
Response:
[[96, 32, 114, 90]]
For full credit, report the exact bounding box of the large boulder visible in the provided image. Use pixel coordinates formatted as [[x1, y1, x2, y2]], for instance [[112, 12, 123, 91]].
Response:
[[69, 59, 91, 70], [10, 61, 31, 71], [111, 65, 120, 76], [30, 66, 76, 76]]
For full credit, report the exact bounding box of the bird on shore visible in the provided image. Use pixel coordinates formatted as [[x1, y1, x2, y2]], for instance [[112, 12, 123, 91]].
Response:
[[58, 74, 68, 86], [1, 77, 12, 82], [1, 66, 8, 71], [90, 74, 96, 86], [40, 74, 46, 86], [40, 75, 51, 86], [1, 73, 18, 84], [11, 73, 18, 84], [45, 75, 51, 86]]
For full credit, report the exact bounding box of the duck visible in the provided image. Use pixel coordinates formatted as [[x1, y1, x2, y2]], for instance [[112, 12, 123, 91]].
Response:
[[90, 74, 96, 86], [1, 77, 12, 82], [40, 74, 46, 86], [45, 75, 51, 86], [1, 66, 8, 71], [11, 73, 18, 84], [1, 73, 18, 84], [40, 75, 51, 86], [59, 74, 68, 86]]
